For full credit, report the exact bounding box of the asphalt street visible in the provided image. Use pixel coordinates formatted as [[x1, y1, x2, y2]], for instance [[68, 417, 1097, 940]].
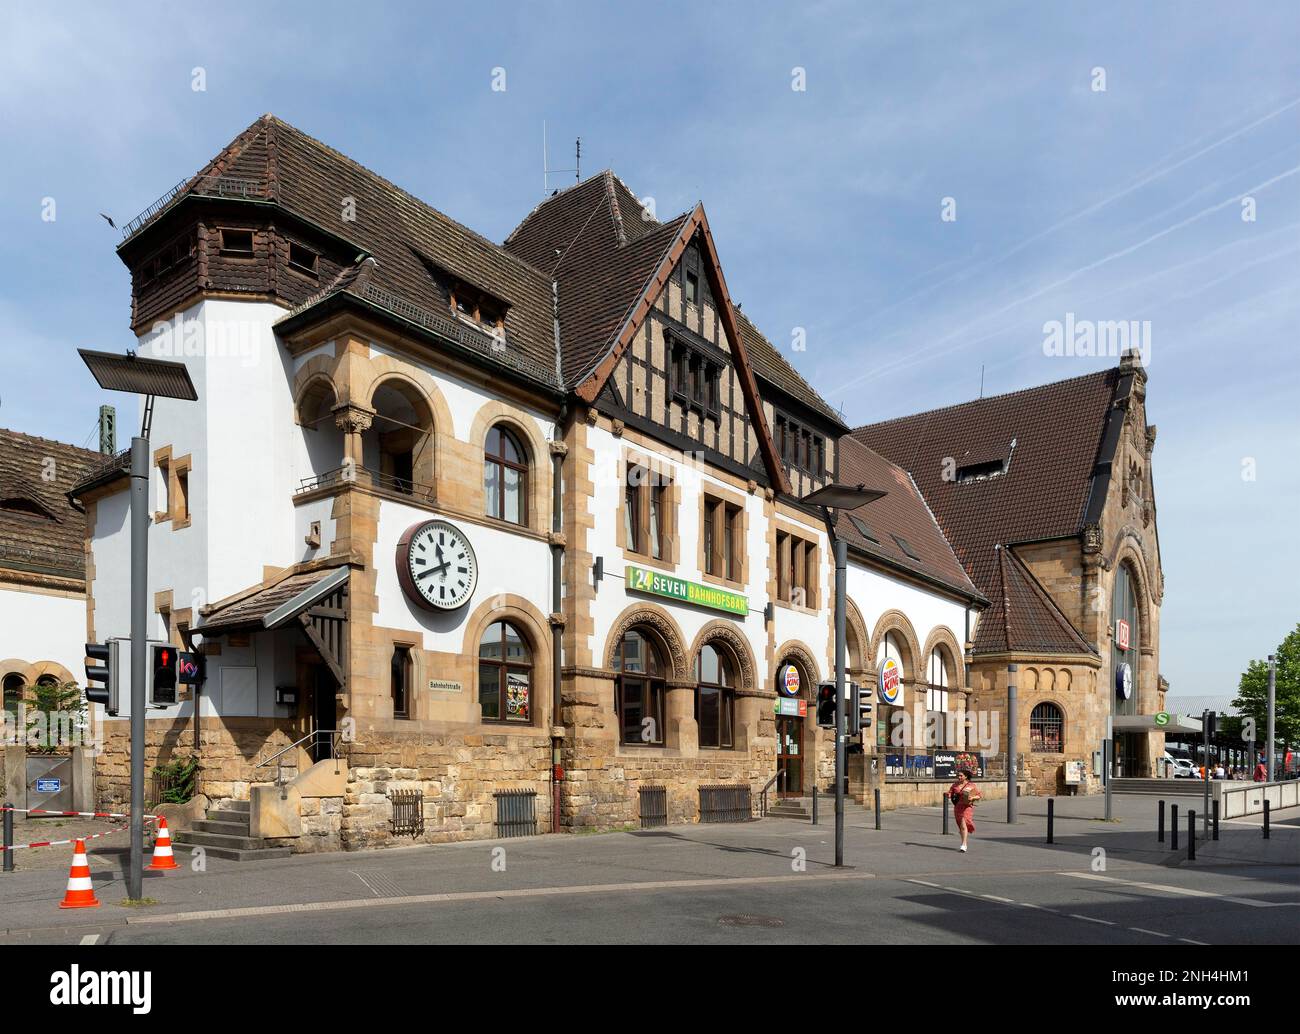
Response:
[[2, 792, 1295, 945]]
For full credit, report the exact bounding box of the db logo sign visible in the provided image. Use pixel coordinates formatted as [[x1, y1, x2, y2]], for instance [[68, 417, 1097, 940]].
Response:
[[1115, 618, 1130, 652], [878, 658, 902, 705]]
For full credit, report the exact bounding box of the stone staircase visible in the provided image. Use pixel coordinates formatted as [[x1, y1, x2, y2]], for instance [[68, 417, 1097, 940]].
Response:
[[1112, 777, 1208, 797], [765, 793, 875, 822], [172, 799, 294, 862]]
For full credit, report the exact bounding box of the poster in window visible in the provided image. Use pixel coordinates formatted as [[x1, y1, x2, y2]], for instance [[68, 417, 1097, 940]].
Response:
[[506, 671, 530, 721]]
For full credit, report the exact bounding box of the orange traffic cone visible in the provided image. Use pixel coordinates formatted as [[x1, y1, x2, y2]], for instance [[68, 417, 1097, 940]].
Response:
[[59, 839, 100, 909], [147, 817, 179, 871]]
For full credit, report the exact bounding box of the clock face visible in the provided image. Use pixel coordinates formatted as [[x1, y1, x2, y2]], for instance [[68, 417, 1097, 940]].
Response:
[[397, 520, 478, 611]]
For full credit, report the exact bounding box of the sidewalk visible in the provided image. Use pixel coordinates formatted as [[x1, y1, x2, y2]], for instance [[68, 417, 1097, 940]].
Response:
[[0, 791, 1293, 938]]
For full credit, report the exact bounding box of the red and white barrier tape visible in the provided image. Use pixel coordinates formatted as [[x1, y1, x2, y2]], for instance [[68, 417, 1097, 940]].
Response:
[[1, 809, 161, 852], [0, 806, 159, 820]]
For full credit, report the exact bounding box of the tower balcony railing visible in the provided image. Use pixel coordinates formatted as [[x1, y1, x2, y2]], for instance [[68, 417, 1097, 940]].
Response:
[[295, 463, 434, 502]]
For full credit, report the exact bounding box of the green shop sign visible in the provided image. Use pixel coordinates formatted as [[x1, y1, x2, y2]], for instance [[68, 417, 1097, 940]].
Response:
[[625, 565, 748, 617]]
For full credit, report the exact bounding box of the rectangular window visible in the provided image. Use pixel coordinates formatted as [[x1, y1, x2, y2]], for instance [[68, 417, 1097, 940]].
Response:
[[649, 485, 664, 560], [288, 242, 318, 275], [219, 228, 254, 257], [777, 529, 817, 607], [391, 645, 412, 719], [618, 676, 664, 745], [625, 464, 672, 561], [724, 503, 740, 581], [156, 457, 170, 516], [624, 480, 640, 553], [703, 499, 719, 575], [177, 468, 190, 522], [685, 269, 700, 306]]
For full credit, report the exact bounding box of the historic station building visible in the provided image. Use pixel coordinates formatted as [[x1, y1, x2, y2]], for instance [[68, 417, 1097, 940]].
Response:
[[62, 114, 1161, 852], [854, 355, 1166, 791]]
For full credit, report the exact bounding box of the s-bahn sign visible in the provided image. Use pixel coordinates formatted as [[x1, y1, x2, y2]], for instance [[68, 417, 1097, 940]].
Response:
[[625, 565, 748, 617]]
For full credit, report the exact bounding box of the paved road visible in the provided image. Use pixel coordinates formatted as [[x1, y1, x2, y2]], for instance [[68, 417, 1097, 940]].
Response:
[[3, 792, 1295, 945]]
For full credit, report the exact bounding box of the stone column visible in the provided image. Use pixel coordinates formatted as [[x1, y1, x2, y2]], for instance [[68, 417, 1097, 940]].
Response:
[[332, 404, 375, 479]]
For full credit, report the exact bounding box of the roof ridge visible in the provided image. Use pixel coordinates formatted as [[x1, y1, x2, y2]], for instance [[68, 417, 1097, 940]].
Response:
[[0, 427, 106, 461], [853, 366, 1117, 436], [260, 114, 552, 286]]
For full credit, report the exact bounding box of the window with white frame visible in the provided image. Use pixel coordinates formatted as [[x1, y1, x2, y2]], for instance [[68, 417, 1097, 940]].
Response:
[[926, 647, 951, 747]]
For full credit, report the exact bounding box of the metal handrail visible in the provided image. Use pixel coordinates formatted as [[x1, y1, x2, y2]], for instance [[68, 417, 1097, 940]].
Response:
[[256, 729, 341, 795], [759, 771, 786, 817], [296, 464, 435, 501]]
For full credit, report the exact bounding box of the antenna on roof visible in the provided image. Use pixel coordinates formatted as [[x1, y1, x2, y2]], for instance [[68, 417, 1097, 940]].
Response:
[[979, 364, 985, 400], [542, 123, 581, 196]]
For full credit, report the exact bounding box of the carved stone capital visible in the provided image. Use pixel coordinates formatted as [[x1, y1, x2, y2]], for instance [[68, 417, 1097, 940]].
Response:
[[332, 403, 375, 434], [1081, 522, 1103, 554]]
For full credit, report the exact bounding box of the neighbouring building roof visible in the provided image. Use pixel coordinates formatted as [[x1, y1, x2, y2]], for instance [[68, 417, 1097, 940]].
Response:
[[835, 436, 982, 602], [0, 429, 105, 582], [853, 367, 1126, 654]]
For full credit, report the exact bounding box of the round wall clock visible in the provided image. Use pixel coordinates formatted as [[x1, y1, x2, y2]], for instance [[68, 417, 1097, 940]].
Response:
[[396, 519, 478, 611]]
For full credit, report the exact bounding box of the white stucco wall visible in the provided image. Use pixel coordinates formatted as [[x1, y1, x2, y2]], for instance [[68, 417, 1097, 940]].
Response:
[[0, 586, 87, 681]]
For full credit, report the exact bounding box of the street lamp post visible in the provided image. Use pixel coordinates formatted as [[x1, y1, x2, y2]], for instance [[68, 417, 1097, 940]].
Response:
[[800, 483, 887, 869], [79, 350, 196, 900], [1267, 654, 1276, 782]]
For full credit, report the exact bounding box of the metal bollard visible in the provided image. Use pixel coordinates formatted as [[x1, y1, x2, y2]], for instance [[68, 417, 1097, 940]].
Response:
[[1264, 799, 1270, 839], [943, 794, 949, 836], [1212, 800, 1219, 841], [1047, 797, 1054, 844], [1157, 799, 1165, 843], [812, 785, 819, 826], [1171, 804, 1179, 851], [1188, 810, 1196, 861], [874, 788, 881, 830], [2, 806, 12, 873]]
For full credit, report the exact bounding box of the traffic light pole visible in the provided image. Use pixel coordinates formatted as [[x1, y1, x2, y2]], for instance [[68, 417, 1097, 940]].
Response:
[[1267, 655, 1276, 782], [128, 429, 150, 901], [834, 538, 847, 868]]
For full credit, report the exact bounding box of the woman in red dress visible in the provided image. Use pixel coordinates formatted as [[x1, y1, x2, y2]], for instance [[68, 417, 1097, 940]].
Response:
[[948, 768, 982, 852]]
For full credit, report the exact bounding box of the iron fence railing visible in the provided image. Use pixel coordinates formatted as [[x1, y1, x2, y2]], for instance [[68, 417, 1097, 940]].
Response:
[[120, 174, 273, 241], [494, 789, 537, 838], [878, 749, 1023, 781], [295, 464, 435, 501], [699, 784, 752, 824], [389, 790, 425, 838], [638, 786, 667, 829]]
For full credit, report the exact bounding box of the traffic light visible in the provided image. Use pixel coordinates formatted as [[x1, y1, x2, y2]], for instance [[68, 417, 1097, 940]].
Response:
[[858, 688, 873, 732], [1204, 710, 1217, 738], [816, 681, 837, 728], [178, 650, 205, 686], [84, 641, 118, 713], [847, 682, 861, 735], [150, 644, 178, 706]]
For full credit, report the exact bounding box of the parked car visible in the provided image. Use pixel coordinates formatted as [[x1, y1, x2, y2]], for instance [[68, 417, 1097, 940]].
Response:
[[1170, 758, 1196, 778]]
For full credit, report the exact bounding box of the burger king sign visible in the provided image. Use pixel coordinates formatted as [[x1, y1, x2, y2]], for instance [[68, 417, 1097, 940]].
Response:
[[878, 657, 903, 705]]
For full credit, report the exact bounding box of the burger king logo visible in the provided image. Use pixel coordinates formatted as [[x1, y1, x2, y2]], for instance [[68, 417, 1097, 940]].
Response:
[[878, 658, 902, 705]]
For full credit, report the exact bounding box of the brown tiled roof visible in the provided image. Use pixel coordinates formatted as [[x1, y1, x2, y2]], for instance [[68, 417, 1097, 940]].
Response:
[[980, 546, 1096, 655], [853, 367, 1123, 654], [835, 437, 981, 601], [0, 429, 104, 581], [130, 114, 563, 389], [504, 169, 845, 424], [737, 312, 845, 429]]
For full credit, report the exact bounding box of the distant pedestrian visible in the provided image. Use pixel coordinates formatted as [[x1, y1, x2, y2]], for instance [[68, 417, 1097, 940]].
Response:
[[948, 768, 982, 852], [1214, 763, 1225, 780], [1254, 759, 1268, 782]]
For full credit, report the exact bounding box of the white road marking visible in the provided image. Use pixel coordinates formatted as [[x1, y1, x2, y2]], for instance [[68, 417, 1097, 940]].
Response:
[[1179, 937, 1209, 945], [1061, 871, 1296, 908], [1069, 914, 1114, 925], [79, 934, 99, 945], [981, 894, 1015, 903], [1130, 927, 1171, 938]]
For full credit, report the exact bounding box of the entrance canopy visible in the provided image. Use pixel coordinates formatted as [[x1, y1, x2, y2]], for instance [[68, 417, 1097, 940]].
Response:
[[197, 565, 349, 689], [1112, 713, 1202, 734]]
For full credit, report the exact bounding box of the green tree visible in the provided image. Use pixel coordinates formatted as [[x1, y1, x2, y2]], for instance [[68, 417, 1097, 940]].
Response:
[[24, 679, 88, 755], [1234, 623, 1300, 749]]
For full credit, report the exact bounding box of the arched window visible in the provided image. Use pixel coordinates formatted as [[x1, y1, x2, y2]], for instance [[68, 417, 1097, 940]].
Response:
[[926, 647, 952, 747], [695, 643, 735, 749], [479, 621, 532, 723], [875, 631, 908, 747], [614, 628, 666, 745], [484, 424, 528, 525], [1030, 702, 1064, 753], [3, 672, 25, 717]]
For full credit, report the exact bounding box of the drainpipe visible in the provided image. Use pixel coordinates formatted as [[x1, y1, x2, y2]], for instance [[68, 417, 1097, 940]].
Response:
[[550, 279, 566, 834]]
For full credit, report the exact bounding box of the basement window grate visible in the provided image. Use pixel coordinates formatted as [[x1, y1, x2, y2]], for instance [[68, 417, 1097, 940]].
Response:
[[699, 784, 752, 824], [494, 789, 538, 838], [639, 785, 668, 828], [389, 790, 424, 838]]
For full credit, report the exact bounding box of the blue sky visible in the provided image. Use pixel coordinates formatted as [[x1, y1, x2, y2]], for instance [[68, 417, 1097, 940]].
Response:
[[1, 1, 1297, 697]]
